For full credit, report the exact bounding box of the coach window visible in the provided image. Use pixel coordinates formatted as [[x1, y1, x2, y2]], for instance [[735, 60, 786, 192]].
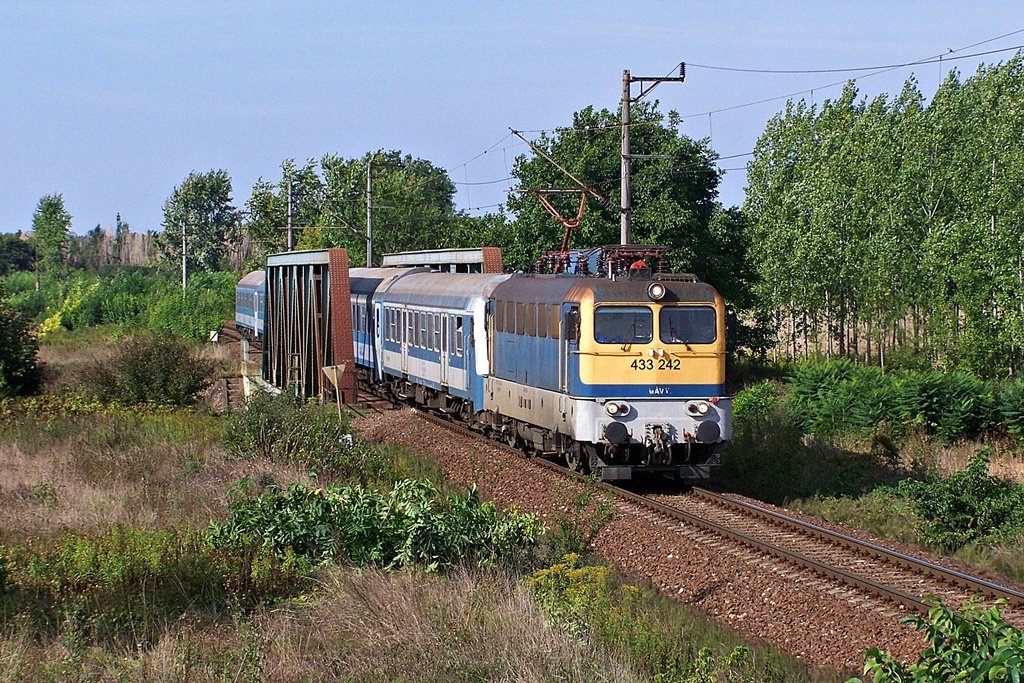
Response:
[[594, 306, 653, 344], [428, 315, 435, 350], [420, 312, 427, 348], [455, 317, 464, 357], [537, 304, 548, 338], [495, 301, 504, 332], [406, 312, 413, 346], [505, 301, 515, 334], [525, 303, 537, 336], [434, 314, 442, 350]]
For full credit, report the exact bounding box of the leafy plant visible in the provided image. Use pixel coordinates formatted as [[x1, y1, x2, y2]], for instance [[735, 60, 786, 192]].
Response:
[[208, 477, 544, 571], [894, 449, 1024, 551], [851, 597, 1023, 683], [549, 475, 614, 558]]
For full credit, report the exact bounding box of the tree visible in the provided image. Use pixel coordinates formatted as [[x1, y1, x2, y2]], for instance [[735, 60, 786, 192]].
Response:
[[160, 170, 239, 272], [506, 103, 757, 309], [245, 152, 464, 265], [31, 194, 71, 276], [0, 234, 35, 276], [0, 295, 41, 397]]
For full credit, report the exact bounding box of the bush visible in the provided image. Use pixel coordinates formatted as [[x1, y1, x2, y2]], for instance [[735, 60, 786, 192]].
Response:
[[784, 358, 997, 441], [894, 449, 1024, 551], [997, 379, 1024, 437], [208, 477, 545, 571], [852, 597, 1023, 683], [222, 391, 384, 482], [147, 271, 235, 342], [0, 294, 41, 398], [81, 332, 213, 406]]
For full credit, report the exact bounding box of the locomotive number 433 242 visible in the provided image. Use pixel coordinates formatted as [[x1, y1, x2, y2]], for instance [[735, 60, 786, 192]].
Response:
[[630, 358, 681, 371]]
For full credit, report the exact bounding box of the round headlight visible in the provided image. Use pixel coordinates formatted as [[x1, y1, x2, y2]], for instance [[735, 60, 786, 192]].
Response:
[[605, 402, 620, 416], [647, 282, 666, 301], [696, 401, 710, 415]]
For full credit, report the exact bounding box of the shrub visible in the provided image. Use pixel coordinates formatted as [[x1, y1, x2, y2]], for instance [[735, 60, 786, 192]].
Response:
[[223, 391, 380, 481], [851, 597, 1023, 683], [997, 379, 1024, 437], [208, 477, 545, 571], [894, 449, 1024, 551], [80, 332, 213, 406], [731, 380, 777, 429], [0, 294, 41, 397], [147, 271, 235, 342]]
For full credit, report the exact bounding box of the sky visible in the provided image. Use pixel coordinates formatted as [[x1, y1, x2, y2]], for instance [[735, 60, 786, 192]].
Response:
[[2, 1, 1023, 237]]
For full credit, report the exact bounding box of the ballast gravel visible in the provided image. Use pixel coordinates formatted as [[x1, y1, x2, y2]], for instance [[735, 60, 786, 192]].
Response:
[[353, 409, 926, 673]]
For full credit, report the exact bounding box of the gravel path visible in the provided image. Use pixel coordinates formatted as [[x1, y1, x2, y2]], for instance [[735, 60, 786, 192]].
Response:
[[354, 409, 925, 672]]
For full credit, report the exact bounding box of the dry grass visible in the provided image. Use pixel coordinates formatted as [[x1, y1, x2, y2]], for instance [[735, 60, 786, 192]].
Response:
[[0, 567, 640, 682], [0, 410, 305, 540]]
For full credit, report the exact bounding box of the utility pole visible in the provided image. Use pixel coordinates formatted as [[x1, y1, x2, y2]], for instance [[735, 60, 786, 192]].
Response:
[[366, 160, 373, 267], [620, 64, 686, 245], [286, 178, 294, 251], [181, 217, 187, 298]]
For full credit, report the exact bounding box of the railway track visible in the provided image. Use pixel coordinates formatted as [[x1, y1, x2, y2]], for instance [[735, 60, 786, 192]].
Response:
[[410, 408, 1024, 623]]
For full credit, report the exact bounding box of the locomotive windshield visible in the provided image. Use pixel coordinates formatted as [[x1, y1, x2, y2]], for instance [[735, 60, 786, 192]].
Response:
[[594, 306, 653, 344], [660, 306, 717, 344]]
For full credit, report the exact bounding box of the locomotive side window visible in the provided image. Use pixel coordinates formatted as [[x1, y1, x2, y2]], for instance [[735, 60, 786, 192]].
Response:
[[537, 304, 548, 338], [660, 306, 717, 344], [594, 306, 653, 344], [505, 301, 515, 334], [516, 303, 526, 335], [550, 305, 560, 339], [526, 303, 536, 336], [495, 301, 504, 332]]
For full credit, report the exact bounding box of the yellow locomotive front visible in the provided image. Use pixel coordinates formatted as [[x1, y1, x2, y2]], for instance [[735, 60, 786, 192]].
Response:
[[564, 275, 731, 477]]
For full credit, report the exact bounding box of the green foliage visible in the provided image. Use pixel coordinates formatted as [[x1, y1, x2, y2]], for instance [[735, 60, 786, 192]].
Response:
[[785, 358, 996, 441], [731, 380, 779, 428], [159, 169, 239, 272], [31, 194, 71, 276], [0, 294, 41, 398], [145, 271, 236, 341], [997, 379, 1024, 436], [894, 449, 1024, 552], [246, 153, 463, 265], [0, 525, 307, 649], [222, 391, 392, 483], [549, 476, 614, 559], [747, 58, 1024, 375], [527, 555, 783, 683], [0, 233, 35, 276], [851, 597, 1023, 683], [80, 333, 213, 407], [208, 477, 544, 571]]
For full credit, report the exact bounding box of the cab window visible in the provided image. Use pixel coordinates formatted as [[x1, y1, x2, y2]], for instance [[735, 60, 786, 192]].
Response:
[[660, 306, 717, 344], [594, 306, 652, 344]]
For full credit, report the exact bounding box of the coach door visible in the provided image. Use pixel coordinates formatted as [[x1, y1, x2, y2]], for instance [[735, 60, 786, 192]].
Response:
[[400, 309, 410, 375], [440, 314, 450, 387], [560, 304, 579, 393]]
